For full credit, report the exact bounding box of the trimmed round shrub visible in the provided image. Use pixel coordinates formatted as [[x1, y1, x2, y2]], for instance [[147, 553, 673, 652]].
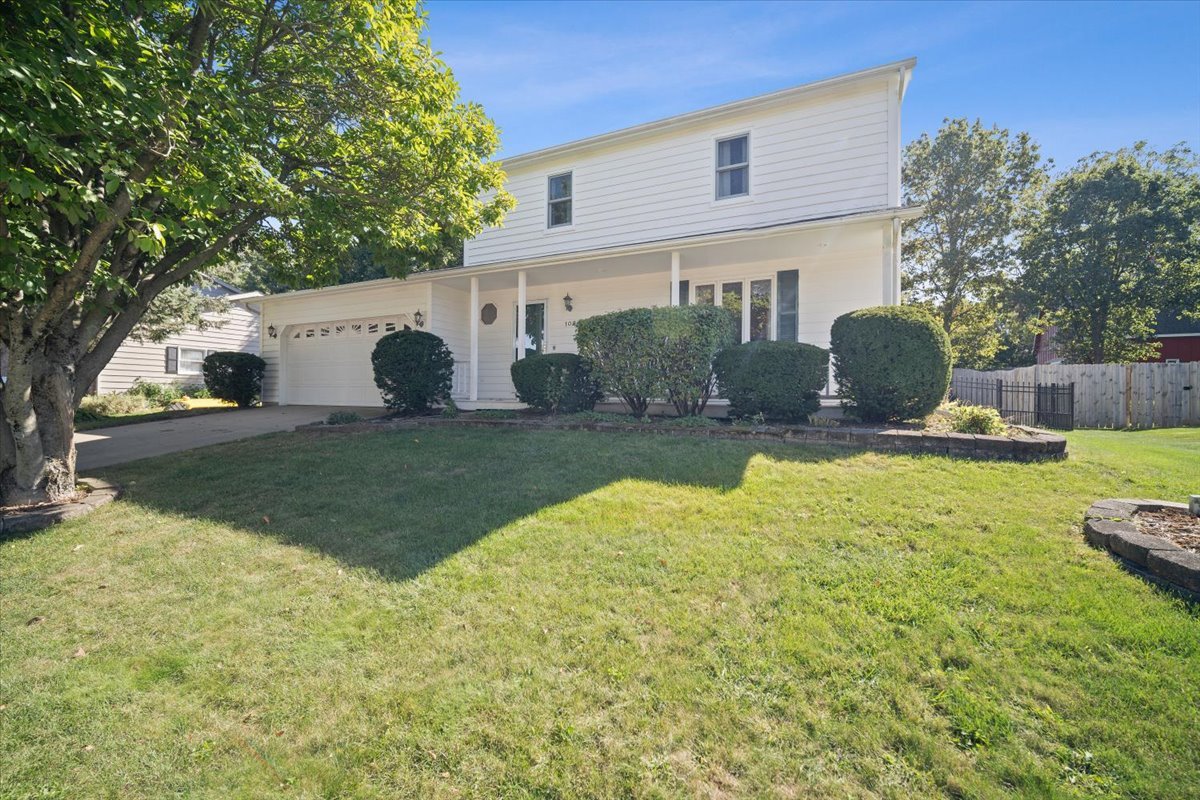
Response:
[[574, 308, 657, 416], [371, 330, 454, 414], [202, 352, 266, 408], [830, 305, 951, 422], [713, 340, 828, 422], [511, 353, 601, 413]]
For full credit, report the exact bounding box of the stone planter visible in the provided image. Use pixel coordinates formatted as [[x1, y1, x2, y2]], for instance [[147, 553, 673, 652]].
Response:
[[1083, 499, 1200, 599]]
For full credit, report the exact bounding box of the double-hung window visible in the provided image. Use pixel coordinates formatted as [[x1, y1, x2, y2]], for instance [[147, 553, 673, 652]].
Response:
[[178, 347, 205, 375], [547, 172, 572, 228], [715, 134, 749, 199]]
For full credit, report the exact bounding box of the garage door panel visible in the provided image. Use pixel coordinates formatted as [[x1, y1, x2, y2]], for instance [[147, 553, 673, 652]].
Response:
[[284, 316, 405, 406]]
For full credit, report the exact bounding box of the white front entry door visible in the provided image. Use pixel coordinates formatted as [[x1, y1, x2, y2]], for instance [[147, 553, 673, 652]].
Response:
[[284, 317, 406, 406]]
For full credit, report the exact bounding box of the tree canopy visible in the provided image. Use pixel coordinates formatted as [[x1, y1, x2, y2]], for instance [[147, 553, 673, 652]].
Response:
[[0, 0, 512, 504], [1020, 143, 1200, 363], [902, 118, 1046, 366]]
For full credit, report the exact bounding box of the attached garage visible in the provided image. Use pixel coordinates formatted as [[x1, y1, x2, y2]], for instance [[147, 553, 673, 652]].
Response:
[[281, 315, 409, 406]]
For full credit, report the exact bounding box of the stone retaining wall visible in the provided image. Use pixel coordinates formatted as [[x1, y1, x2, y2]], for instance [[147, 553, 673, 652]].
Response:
[[301, 416, 1068, 462], [1084, 499, 1200, 600]]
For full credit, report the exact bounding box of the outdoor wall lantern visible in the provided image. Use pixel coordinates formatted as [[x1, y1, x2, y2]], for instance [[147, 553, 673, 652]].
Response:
[[413, 309, 425, 328], [267, 324, 277, 339], [563, 293, 573, 312]]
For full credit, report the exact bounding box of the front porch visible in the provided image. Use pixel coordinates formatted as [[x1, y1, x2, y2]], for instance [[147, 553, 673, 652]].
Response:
[[429, 215, 901, 408]]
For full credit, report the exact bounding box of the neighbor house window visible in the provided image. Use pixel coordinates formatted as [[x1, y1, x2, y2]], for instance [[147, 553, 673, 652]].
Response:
[[716, 134, 749, 199], [547, 171, 572, 228], [178, 347, 205, 375]]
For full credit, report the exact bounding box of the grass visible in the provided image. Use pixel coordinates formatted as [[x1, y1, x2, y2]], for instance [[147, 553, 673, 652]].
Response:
[[2, 426, 1198, 798], [74, 404, 235, 431]]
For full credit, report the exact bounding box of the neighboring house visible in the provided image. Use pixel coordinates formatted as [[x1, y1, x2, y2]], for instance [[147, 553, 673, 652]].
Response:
[[1034, 311, 1200, 365], [247, 59, 920, 409], [93, 277, 262, 394], [1151, 309, 1200, 363]]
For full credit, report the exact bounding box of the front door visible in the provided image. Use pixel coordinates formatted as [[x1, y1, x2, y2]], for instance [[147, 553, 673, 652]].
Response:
[[515, 301, 546, 360]]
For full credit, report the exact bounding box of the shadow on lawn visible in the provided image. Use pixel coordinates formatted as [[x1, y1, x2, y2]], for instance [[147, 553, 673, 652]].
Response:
[[98, 426, 850, 582]]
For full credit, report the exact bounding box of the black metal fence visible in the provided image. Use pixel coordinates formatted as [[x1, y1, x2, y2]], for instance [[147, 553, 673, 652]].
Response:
[[949, 378, 1075, 430]]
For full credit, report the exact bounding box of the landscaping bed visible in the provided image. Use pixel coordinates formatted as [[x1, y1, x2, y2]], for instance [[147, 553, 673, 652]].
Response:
[[304, 410, 1068, 461], [1084, 498, 1200, 599]]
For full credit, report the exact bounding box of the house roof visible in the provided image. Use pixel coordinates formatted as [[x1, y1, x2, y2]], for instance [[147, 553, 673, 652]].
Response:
[[1156, 308, 1200, 336], [500, 58, 917, 170]]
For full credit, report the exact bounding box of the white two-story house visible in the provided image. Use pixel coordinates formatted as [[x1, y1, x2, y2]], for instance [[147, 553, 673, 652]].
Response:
[[249, 58, 920, 409]]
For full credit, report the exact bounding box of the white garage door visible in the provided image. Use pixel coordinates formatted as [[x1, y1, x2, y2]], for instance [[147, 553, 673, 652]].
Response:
[[284, 316, 408, 406]]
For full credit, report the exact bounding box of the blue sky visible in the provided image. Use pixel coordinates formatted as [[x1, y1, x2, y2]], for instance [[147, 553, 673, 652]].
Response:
[[425, 0, 1200, 169]]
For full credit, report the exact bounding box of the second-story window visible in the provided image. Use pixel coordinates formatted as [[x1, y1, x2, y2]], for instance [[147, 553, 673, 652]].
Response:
[[715, 134, 749, 199], [547, 171, 572, 228]]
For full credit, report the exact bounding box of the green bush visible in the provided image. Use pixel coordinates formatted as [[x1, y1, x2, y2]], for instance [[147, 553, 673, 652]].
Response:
[[371, 330, 454, 414], [510, 353, 601, 413], [326, 410, 362, 425], [713, 340, 828, 423], [129, 379, 183, 408], [441, 398, 459, 418], [830, 306, 952, 423], [179, 382, 211, 398], [75, 392, 149, 421], [574, 305, 736, 416], [946, 402, 1007, 436], [650, 305, 737, 416], [574, 308, 657, 416], [202, 352, 267, 408]]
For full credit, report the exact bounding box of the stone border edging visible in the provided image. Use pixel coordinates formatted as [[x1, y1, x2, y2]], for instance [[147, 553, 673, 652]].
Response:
[[1084, 499, 1200, 600], [0, 478, 121, 537], [299, 416, 1067, 462]]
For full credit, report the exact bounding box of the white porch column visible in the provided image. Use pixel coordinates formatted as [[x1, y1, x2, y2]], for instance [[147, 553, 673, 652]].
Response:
[[516, 270, 527, 360], [669, 250, 681, 306], [469, 276, 479, 401]]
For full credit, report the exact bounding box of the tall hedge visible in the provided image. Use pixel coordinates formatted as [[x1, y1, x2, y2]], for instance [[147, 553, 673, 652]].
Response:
[[202, 352, 266, 407], [574, 305, 736, 416], [713, 340, 828, 422], [573, 308, 657, 415], [511, 353, 601, 413], [371, 329, 455, 414], [829, 305, 952, 422]]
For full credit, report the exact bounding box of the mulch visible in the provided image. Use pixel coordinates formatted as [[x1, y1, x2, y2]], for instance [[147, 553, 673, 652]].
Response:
[[1135, 509, 1200, 554]]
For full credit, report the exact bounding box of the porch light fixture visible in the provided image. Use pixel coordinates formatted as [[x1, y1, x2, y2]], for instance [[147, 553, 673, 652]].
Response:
[[267, 324, 277, 339], [413, 309, 425, 328], [563, 293, 573, 312]]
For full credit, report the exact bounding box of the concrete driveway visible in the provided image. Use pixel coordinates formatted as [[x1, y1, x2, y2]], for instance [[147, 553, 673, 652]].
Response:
[[75, 406, 383, 471]]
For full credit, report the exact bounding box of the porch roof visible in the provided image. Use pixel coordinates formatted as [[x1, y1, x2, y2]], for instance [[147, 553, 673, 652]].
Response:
[[248, 204, 922, 305]]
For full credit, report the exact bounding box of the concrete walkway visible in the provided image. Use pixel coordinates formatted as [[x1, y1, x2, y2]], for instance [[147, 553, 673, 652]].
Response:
[[75, 406, 383, 470]]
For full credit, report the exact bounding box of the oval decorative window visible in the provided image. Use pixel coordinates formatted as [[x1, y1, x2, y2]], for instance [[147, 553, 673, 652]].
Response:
[[480, 303, 498, 325]]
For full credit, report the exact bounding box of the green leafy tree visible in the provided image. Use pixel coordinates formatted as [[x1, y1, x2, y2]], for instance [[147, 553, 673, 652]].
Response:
[[0, 1, 511, 504], [1021, 143, 1200, 363], [903, 119, 1047, 364]]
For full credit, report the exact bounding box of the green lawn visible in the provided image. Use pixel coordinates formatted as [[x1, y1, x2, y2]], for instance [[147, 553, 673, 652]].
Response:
[[2, 427, 1197, 799]]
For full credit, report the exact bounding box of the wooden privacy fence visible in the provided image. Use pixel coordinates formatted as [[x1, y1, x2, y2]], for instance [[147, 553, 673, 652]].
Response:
[[952, 363, 1200, 429]]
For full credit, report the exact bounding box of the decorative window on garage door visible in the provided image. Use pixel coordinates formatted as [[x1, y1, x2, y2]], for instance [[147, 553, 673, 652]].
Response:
[[289, 316, 403, 342]]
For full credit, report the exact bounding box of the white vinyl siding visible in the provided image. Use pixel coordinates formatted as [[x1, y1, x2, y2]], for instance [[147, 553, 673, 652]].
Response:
[[465, 80, 892, 266], [95, 303, 259, 394]]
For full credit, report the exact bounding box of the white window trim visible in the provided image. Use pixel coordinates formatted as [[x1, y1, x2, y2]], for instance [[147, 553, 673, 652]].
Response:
[[545, 170, 574, 232], [178, 347, 206, 375], [691, 275, 775, 342], [713, 131, 753, 204]]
